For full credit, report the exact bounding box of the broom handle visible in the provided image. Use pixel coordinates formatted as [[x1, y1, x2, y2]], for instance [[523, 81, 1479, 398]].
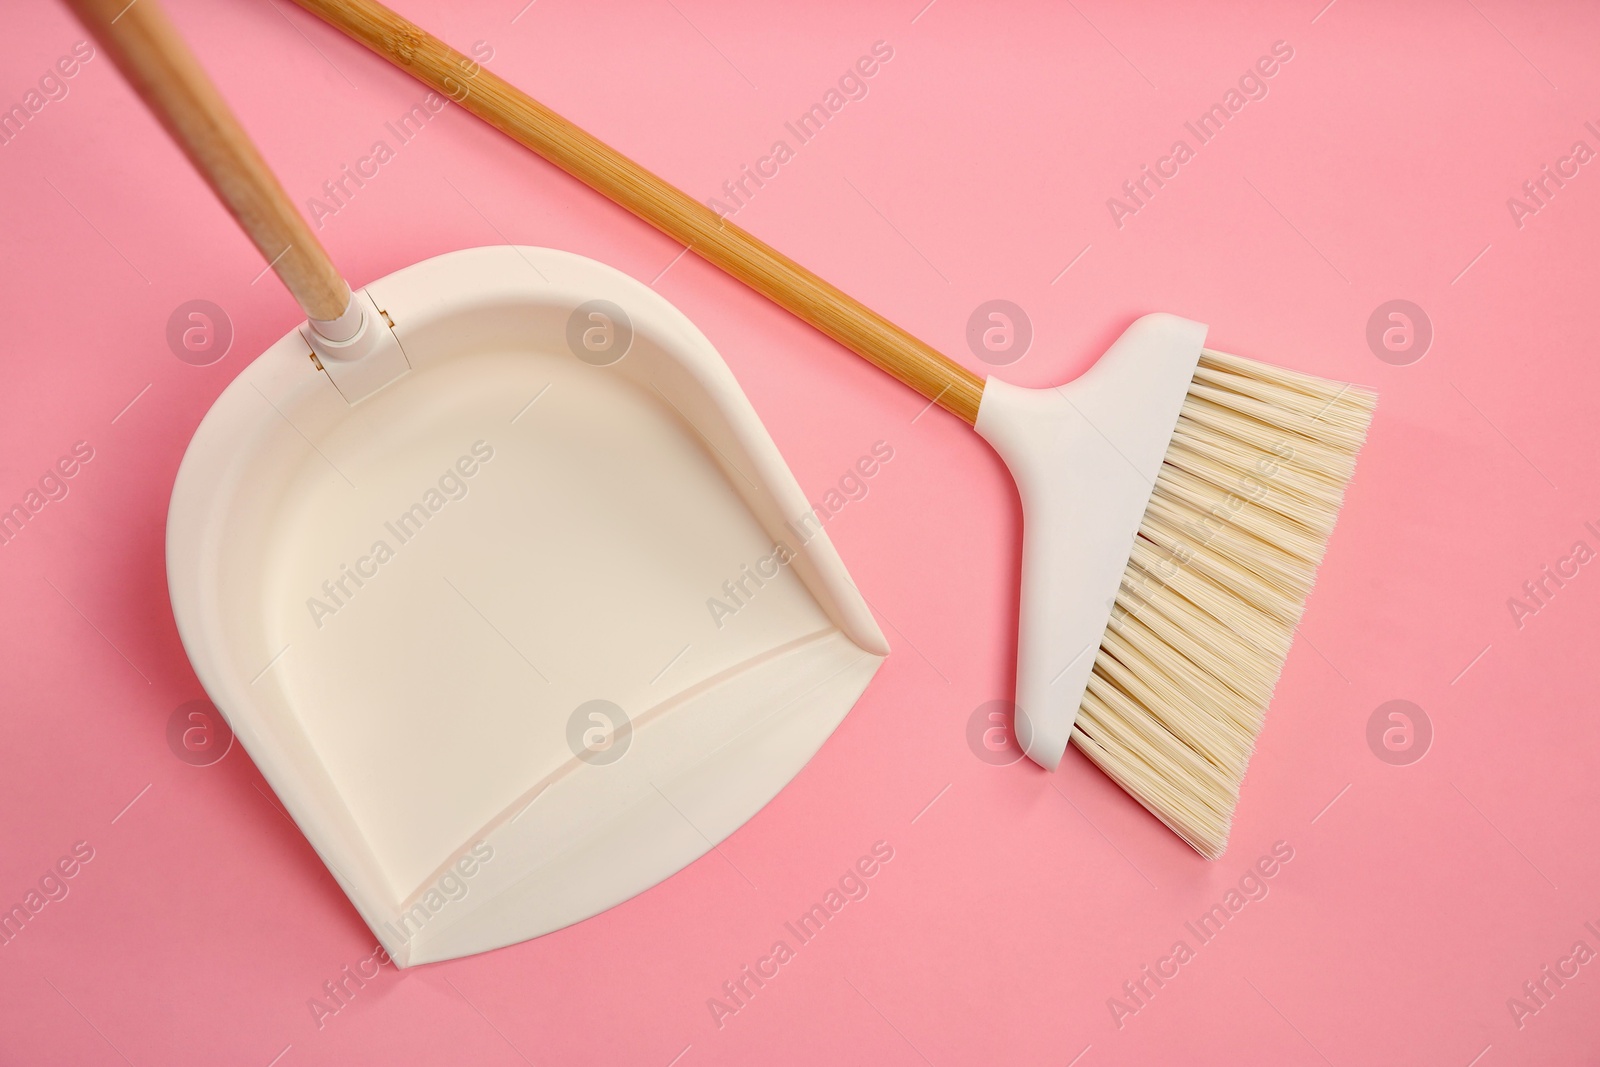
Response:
[[290, 0, 987, 424], [65, 0, 358, 332]]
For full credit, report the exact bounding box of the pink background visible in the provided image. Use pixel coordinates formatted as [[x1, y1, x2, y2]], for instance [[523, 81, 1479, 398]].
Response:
[[4, 0, 1599, 1063]]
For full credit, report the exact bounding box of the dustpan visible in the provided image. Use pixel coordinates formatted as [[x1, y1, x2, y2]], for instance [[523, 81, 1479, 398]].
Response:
[[72, 0, 887, 965]]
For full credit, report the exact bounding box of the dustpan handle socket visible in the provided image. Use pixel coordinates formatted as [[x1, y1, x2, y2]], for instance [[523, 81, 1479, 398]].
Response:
[[65, 0, 359, 334], [308, 296, 366, 344]]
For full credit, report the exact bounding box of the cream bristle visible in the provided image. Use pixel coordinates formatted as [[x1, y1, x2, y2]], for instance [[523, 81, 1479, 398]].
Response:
[[1069, 349, 1376, 860]]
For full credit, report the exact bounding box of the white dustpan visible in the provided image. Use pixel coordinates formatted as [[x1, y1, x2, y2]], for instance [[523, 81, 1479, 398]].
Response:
[[168, 245, 886, 965], [72, 0, 886, 965]]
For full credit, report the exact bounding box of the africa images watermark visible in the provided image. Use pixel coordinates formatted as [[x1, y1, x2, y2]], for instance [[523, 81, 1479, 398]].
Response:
[[0, 841, 96, 949], [306, 943, 395, 1031], [306, 840, 494, 1029], [705, 41, 896, 218], [1506, 120, 1600, 231], [1504, 917, 1600, 1032], [706, 441, 893, 629], [303, 40, 496, 228], [1106, 840, 1296, 1029], [1112, 438, 1295, 629], [1505, 519, 1600, 631], [305, 441, 496, 629], [1105, 40, 1296, 229], [0, 40, 96, 148], [705, 840, 896, 1029], [0, 440, 96, 549]]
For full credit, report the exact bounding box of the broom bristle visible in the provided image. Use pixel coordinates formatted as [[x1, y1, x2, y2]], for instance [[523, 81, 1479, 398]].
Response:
[[1069, 348, 1377, 860]]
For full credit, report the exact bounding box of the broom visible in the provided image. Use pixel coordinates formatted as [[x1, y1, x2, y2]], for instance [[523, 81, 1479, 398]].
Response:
[[288, 0, 1376, 860]]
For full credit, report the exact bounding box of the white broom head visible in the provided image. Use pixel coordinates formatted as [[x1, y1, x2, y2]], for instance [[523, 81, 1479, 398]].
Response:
[[975, 315, 1376, 859]]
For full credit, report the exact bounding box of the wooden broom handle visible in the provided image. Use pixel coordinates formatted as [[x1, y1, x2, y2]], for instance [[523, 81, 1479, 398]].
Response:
[[66, 0, 353, 325], [291, 0, 987, 423]]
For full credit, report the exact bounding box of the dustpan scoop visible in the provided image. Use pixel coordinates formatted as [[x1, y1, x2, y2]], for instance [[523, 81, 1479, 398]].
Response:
[[70, 0, 887, 966], [171, 246, 888, 965]]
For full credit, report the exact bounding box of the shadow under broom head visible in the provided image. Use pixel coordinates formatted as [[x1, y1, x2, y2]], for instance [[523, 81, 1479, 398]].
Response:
[[1072, 349, 1376, 858]]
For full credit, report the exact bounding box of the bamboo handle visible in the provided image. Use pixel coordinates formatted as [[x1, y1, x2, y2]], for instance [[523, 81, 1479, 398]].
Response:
[[66, 0, 353, 326], [291, 0, 986, 423]]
